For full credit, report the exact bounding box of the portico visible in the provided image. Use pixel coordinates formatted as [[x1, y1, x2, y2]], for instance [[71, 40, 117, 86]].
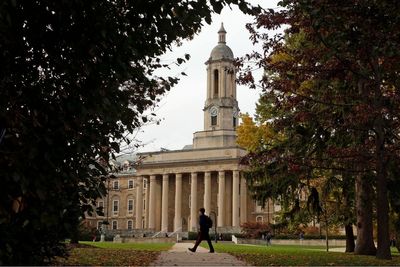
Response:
[[135, 146, 248, 232]]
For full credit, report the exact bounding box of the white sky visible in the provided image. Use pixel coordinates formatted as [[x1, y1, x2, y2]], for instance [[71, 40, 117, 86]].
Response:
[[135, 1, 280, 153]]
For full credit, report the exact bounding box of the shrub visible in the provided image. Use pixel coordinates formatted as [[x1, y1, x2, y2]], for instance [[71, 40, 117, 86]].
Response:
[[77, 223, 98, 241], [301, 226, 320, 236], [241, 222, 272, 239], [188, 232, 197, 240]]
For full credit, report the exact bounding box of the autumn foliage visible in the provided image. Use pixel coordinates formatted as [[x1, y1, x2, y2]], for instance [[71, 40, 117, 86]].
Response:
[[237, 0, 400, 260], [241, 222, 272, 239]]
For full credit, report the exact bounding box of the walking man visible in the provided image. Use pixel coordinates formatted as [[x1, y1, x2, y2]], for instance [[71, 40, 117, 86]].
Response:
[[188, 208, 214, 253]]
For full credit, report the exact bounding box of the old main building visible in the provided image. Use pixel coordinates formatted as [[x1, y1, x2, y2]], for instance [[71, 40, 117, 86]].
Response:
[[86, 24, 278, 235]]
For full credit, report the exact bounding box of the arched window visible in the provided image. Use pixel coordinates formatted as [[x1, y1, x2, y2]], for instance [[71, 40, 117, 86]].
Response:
[[213, 69, 219, 97], [256, 216, 263, 223], [127, 220, 133, 230]]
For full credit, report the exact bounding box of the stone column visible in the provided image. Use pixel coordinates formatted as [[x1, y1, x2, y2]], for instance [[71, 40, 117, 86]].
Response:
[[232, 170, 240, 227], [174, 173, 182, 232], [204, 172, 211, 214], [240, 175, 247, 223], [135, 176, 143, 229], [161, 174, 169, 232], [190, 172, 198, 231], [207, 66, 211, 99], [148, 175, 156, 229], [145, 178, 149, 228], [217, 171, 225, 226]]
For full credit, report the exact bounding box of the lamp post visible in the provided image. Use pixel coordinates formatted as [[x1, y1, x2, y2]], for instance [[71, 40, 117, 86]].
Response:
[[209, 211, 217, 243]]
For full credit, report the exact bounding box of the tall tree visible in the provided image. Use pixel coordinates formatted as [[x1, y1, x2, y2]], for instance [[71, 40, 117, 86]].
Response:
[[0, 0, 258, 264], [239, 0, 400, 259]]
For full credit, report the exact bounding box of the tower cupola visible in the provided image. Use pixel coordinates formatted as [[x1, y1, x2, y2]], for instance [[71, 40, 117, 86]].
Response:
[[193, 23, 240, 149], [210, 23, 234, 61]]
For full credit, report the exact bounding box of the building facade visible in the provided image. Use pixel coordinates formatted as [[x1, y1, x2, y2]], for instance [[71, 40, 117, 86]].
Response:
[[86, 24, 279, 235]]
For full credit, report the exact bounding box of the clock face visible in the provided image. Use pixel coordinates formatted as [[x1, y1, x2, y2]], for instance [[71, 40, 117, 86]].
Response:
[[233, 107, 238, 117], [210, 106, 218, 116]]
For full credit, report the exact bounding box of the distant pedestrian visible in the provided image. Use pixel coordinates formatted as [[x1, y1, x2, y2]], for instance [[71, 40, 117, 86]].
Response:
[[299, 232, 304, 241], [219, 233, 223, 241], [188, 208, 214, 253], [390, 234, 396, 247], [265, 231, 272, 246]]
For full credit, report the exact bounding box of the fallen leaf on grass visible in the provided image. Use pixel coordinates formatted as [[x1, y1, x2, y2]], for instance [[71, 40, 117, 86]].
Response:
[[54, 248, 161, 266]]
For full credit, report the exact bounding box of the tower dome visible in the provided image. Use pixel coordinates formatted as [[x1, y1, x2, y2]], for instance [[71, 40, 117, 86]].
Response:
[[209, 23, 234, 60]]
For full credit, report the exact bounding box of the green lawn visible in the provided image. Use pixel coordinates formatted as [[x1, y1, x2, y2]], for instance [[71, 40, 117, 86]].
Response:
[[202, 243, 400, 266], [55, 241, 400, 266], [54, 242, 173, 266]]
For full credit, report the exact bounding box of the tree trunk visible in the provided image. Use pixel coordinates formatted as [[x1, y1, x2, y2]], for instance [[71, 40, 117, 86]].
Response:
[[323, 206, 329, 252], [354, 175, 377, 255], [70, 229, 79, 244], [342, 173, 355, 253], [345, 223, 355, 252], [375, 118, 391, 259], [368, 60, 392, 260]]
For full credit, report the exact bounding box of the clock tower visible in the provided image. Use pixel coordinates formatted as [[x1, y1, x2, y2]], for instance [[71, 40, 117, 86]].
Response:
[[193, 23, 240, 149]]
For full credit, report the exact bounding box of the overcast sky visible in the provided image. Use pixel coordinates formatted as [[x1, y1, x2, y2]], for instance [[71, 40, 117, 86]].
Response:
[[135, 1, 280, 153]]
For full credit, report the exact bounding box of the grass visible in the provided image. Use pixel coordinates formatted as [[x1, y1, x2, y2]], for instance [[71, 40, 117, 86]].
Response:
[[55, 241, 400, 266], [201, 243, 400, 266], [54, 242, 173, 266]]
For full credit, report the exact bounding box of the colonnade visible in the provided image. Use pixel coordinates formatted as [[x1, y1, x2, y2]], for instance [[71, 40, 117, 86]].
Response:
[[135, 170, 247, 232]]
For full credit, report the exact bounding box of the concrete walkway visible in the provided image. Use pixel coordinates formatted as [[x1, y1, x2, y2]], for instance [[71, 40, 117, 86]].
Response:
[[150, 242, 250, 266]]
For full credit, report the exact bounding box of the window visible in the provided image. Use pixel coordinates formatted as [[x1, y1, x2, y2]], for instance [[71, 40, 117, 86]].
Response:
[[143, 199, 146, 210], [213, 69, 219, 96], [127, 220, 133, 230], [143, 178, 147, 189], [113, 200, 119, 213], [97, 200, 104, 216], [128, 179, 134, 189], [274, 201, 282, 212], [112, 220, 118, 230], [97, 221, 103, 230], [211, 115, 217, 126], [256, 216, 263, 223], [113, 180, 119, 190], [128, 199, 134, 214], [255, 200, 263, 212], [233, 117, 237, 128]]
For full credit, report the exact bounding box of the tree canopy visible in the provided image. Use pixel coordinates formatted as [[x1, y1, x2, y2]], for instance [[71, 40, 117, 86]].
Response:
[[0, 0, 259, 264], [238, 0, 400, 259]]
